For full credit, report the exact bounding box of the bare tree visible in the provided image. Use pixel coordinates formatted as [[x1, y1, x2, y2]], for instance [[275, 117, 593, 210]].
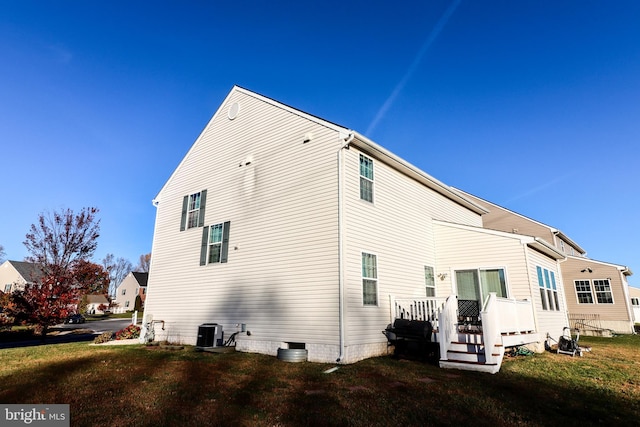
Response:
[[0, 244, 5, 263], [102, 254, 133, 297], [136, 253, 151, 273], [24, 207, 100, 274]]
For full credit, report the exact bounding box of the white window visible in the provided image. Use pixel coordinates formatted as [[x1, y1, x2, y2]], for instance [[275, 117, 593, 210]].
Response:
[[125, 301, 130, 308], [200, 221, 231, 266], [575, 280, 594, 304], [594, 279, 613, 304], [425, 266, 435, 297], [362, 253, 378, 305], [122, 289, 126, 296], [632, 298, 639, 307], [359, 154, 374, 203], [187, 192, 202, 229], [208, 223, 224, 263], [4, 284, 11, 293], [537, 266, 559, 311]]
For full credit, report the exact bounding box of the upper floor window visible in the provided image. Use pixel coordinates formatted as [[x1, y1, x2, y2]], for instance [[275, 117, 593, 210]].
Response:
[[359, 154, 374, 203], [200, 221, 231, 265], [537, 266, 559, 311], [594, 279, 613, 304], [3, 284, 11, 293], [632, 297, 639, 307], [180, 189, 207, 231], [575, 280, 593, 304], [187, 193, 201, 228], [122, 289, 126, 296], [425, 266, 435, 297], [362, 252, 378, 305]]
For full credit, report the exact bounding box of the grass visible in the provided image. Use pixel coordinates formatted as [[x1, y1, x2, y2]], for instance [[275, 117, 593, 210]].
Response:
[[1, 335, 639, 426]]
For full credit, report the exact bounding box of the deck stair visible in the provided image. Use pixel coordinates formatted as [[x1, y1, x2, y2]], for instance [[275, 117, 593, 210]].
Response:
[[439, 331, 503, 374]]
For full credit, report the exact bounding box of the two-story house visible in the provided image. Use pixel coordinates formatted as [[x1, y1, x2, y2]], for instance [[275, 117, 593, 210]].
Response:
[[114, 272, 148, 313], [143, 86, 571, 372]]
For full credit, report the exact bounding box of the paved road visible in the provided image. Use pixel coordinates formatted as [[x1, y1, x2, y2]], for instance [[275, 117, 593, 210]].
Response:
[[0, 318, 137, 349]]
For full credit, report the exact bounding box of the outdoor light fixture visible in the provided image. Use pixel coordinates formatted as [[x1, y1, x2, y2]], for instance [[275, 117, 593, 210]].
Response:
[[581, 268, 593, 273]]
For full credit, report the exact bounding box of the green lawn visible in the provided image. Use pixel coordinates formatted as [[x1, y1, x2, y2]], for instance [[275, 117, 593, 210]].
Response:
[[1, 335, 638, 426]]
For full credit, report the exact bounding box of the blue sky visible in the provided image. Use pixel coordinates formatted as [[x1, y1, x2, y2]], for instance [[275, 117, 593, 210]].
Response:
[[1, 1, 638, 285]]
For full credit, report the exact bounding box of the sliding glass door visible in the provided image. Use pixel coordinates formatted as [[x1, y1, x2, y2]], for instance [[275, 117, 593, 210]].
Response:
[[455, 268, 507, 306]]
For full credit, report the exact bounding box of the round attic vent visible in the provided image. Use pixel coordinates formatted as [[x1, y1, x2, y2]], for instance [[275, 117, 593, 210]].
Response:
[[228, 102, 240, 120]]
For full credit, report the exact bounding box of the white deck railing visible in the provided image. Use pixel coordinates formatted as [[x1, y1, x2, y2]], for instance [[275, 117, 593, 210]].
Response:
[[391, 293, 536, 366], [437, 296, 458, 361], [493, 296, 536, 334], [390, 296, 446, 325]]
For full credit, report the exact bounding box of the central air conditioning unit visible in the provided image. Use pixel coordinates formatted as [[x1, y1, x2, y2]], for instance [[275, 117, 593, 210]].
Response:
[[196, 323, 224, 349]]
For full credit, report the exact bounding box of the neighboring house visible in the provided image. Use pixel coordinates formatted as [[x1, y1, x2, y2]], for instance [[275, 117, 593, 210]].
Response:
[[143, 86, 571, 373], [85, 294, 110, 315], [0, 260, 43, 293], [629, 287, 640, 324], [561, 257, 634, 334], [456, 190, 635, 335], [454, 189, 587, 257], [113, 272, 148, 313]]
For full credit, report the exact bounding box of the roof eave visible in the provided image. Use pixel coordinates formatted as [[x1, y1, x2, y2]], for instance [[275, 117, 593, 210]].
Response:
[[529, 238, 566, 260], [350, 132, 488, 216]]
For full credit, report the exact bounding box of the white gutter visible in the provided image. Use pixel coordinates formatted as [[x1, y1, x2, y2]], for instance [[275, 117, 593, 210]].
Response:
[[337, 131, 354, 363]]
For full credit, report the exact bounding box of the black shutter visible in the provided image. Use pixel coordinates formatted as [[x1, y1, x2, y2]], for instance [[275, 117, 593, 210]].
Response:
[[200, 226, 209, 266], [198, 189, 207, 227], [180, 195, 188, 231], [221, 221, 231, 263]]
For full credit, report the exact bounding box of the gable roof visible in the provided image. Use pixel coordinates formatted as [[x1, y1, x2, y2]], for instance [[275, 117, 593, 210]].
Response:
[[452, 187, 586, 255], [86, 294, 109, 304], [6, 260, 44, 282], [153, 85, 487, 216], [132, 272, 148, 287]]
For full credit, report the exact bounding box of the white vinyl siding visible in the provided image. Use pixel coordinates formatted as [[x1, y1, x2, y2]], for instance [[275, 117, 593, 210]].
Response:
[[145, 89, 343, 352], [342, 148, 483, 349]]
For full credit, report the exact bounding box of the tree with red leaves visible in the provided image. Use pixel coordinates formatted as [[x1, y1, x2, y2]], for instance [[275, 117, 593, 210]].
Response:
[[4, 207, 101, 339], [73, 260, 111, 296]]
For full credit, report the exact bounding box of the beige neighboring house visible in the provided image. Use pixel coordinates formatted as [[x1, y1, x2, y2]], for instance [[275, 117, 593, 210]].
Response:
[[85, 294, 110, 315], [114, 272, 148, 313], [457, 189, 635, 335], [143, 86, 573, 373], [627, 286, 640, 325], [0, 260, 43, 293]]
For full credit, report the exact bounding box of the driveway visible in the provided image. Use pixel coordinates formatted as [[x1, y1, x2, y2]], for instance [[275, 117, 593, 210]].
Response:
[[0, 318, 138, 349]]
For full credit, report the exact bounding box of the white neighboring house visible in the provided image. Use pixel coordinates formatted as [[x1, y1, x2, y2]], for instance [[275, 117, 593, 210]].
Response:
[[143, 86, 571, 372], [85, 294, 110, 315], [0, 260, 42, 293], [114, 272, 148, 313]]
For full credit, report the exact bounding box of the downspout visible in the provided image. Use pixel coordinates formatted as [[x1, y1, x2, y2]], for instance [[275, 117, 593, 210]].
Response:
[[337, 132, 354, 363], [618, 269, 635, 334]]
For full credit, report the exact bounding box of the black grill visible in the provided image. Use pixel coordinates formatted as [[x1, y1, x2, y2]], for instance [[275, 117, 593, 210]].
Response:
[[383, 319, 439, 363]]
